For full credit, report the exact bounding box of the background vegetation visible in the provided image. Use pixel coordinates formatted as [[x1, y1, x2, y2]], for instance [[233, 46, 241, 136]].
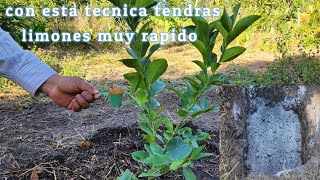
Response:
[[0, 0, 320, 93]]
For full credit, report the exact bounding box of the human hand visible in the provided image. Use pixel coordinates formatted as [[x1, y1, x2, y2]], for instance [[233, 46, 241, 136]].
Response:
[[38, 74, 101, 112]]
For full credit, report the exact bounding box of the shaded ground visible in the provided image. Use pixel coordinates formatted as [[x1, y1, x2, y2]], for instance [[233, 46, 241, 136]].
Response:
[[0, 91, 220, 179]]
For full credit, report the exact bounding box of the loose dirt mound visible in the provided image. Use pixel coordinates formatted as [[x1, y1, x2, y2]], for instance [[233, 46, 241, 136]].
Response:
[[0, 92, 220, 179]]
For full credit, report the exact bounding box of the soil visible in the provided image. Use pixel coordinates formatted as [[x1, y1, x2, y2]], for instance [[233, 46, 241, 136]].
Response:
[[0, 91, 220, 179], [219, 86, 320, 180]]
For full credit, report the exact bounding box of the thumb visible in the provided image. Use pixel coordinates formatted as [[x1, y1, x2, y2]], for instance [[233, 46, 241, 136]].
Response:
[[76, 78, 100, 96]]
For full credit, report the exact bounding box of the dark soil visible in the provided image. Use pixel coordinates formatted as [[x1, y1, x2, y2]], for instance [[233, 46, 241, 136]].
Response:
[[0, 91, 220, 179]]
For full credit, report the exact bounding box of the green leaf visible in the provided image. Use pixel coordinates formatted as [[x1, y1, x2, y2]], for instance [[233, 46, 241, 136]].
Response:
[[145, 59, 168, 88], [138, 169, 161, 178], [191, 152, 214, 160], [164, 130, 173, 140], [138, 113, 149, 122], [144, 134, 156, 143], [154, 116, 163, 132], [126, 48, 139, 59], [143, 154, 172, 166], [136, 88, 148, 107], [184, 77, 201, 90], [210, 62, 221, 74], [220, 8, 233, 32], [191, 40, 207, 57], [226, 15, 261, 45], [195, 132, 211, 141], [170, 160, 185, 171], [184, 25, 196, 35], [192, 60, 207, 74], [183, 167, 196, 180], [132, 151, 149, 163], [191, 104, 201, 113], [166, 137, 193, 161], [139, 122, 153, 134], [120, 59, 143, 72], [178, 109, 189, 118], [196, 73, 207, 84], [164, 117, 173, 132], [208, 52, 218, 66], [200, 97, 210, 110], [230, 3, 241, 24], [210, 21, 228, 40], [208, 31, 219, 50], [220, 46, 246, 62], [191, 105, 218, 118], [195, 19, 209, 45], [191, 145, 205, 158], [150, 143, 164, 154], [150, 80, 166, 97], [135, 0, 158, 8], [146, 44, 161, 59], [124, 72, 141, 94], [118, 169, 138, 180], [156, 134, 164, 144], [108, 0, 121, 7]]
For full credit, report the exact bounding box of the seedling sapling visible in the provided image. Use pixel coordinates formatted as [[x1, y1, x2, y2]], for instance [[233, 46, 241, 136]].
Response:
[[109, 1, 261, 179]]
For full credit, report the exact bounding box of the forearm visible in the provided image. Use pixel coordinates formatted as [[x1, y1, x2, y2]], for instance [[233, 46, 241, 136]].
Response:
[[0, 28, 57, 95]]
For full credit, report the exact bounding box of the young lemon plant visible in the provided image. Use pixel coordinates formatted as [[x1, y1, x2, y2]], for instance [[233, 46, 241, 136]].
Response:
[[112, 1, 260, 179]]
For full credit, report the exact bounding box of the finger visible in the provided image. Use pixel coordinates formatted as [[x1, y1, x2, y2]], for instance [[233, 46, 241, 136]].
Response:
[[81, 91, 95, 103], [71, 99, 82, 112], [75, 94, 90, 109], [94, 93, 101, 99], [76, 78, 99, 96]]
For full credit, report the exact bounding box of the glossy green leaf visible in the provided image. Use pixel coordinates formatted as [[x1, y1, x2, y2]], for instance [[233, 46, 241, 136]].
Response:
[[210, 21, 228, 40], [191, 105, 218, 118], [191, 40, 207, 57], [192, 60, 207, 74], [138, 169, 161, 178], [132, 151, 149, 162], [139, 122, 153, 134], [120, 59, 143, 72], [126, 48, 139, 59], [144, 134, 156, 143], [210, 62, 221, 74], [191, 145, 205, 158], [166, 137, 193, 161], [123, 72, 140, 94], [220, 46, 246, 62], [135, 0, 158, 8], [226, 15, 261, 45], [220, 8, 233, 32], [191, 152, 214, 160], [118, 169, 138, 180], [196, 74, 206, 84], [230, 3, 241, 24], [195, 19, 209, 45], [164, 117, 173, 132], [136, 88, 148, 107], [184, 25, 196, 35], [195, 132, 211, 141], [150, 80, 166, 97], [150, 143, 164, 154], [178, 109, 189, 118], [200, 97, 210, 110], [146, 44, 161, 59], [143, 154, 172, 166], [170, 160, 185, 171], [145, 59, 168, 88], [183, 167, 196, 180], [184, 77, 201, 90]]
